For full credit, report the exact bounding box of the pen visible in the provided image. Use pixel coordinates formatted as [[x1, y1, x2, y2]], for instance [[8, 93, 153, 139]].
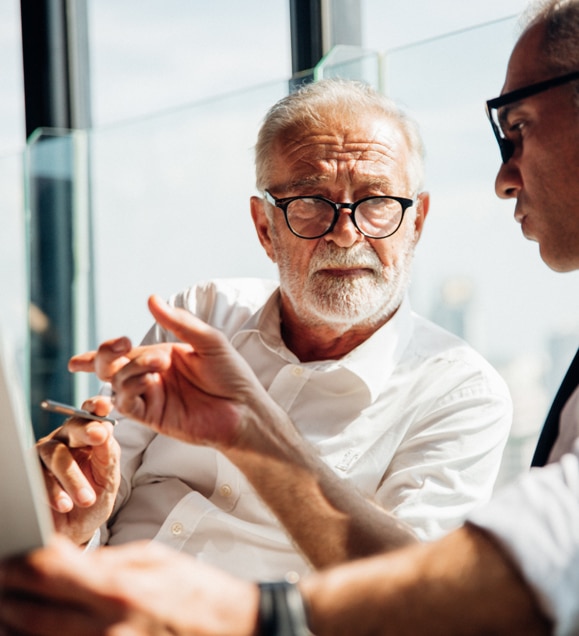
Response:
[[40, 399, 117, 425]]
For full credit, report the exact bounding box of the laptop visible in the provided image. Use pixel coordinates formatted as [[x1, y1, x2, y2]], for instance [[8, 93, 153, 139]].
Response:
[[0, 333, 54, 559]]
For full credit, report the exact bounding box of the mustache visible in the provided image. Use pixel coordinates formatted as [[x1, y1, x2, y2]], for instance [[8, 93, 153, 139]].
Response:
[[309, 243, 383, 272]]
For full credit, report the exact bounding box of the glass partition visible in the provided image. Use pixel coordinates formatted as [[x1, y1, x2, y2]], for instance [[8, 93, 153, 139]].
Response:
[[25, 130, 94, 435], [24, 80, 293, 435], [315, 45, 381, 88], [0, 0, 25, 156], [87, 0, 291, 128], [89, 81, 284, 345], [0, 152, 27, 381]]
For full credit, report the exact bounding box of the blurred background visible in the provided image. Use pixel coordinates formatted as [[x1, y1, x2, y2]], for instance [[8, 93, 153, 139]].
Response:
[[2, 0, 578, 490]]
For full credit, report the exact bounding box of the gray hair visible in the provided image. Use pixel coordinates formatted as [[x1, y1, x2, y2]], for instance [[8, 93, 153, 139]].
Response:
[[254, 78, 425, 195], [522, 1, 579, 86]]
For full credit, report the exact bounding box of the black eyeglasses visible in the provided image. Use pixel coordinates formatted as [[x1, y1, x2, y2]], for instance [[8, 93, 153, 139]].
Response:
[[263, 190, 414, 240], [486, 69, 579, 163]]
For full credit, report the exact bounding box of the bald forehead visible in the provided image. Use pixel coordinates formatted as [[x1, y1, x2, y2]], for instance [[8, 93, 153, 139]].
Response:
[[504, 22, 552, 91]]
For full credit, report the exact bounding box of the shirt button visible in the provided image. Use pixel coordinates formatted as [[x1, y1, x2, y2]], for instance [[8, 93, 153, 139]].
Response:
[[285, 571, 300, 584], [219, 483, 233, 498], [292, 366, 303, 377], [171, 522, 183, 536]]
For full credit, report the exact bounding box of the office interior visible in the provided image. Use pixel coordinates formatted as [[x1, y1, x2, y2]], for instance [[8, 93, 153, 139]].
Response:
[[2, 0, 579, 490]]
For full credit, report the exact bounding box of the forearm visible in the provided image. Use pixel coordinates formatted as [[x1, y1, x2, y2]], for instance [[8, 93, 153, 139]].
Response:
[[300, 524, 551, 635], [226, 402, 417, 569]]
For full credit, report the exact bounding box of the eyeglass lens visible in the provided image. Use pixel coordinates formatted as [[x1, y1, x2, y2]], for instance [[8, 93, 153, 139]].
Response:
[[285, 197, 404, 238], [487, 107, 515, 163]]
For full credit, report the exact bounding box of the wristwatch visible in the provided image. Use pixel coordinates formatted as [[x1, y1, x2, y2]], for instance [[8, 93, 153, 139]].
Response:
[[257, 581, 314, 635]]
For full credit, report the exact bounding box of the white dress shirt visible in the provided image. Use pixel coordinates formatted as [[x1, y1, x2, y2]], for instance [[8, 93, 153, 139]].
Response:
[[469, 387, 579, 635], [103, 278, 511, 581]]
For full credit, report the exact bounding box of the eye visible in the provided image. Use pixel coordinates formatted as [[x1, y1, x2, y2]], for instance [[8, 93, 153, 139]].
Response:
[[508, 119, 526, 134], [501, 104, 531, 140]]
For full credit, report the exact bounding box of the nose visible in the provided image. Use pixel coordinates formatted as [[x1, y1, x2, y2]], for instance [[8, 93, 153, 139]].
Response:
[[324, 209, 364, 247], [495, 159, 522, 200]]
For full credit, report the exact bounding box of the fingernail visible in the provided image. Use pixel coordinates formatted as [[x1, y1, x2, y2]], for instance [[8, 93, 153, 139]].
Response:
[[84, 422, 102, 436], [56, 493, 73, 513], [77, 488, 96, 506], [111, 337, 129, 352]]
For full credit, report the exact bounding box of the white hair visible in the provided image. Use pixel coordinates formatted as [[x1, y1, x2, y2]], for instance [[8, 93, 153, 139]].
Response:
[[254, 78, 425, 194]]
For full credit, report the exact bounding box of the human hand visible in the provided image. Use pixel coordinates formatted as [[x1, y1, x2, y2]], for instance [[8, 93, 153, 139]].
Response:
[[36, 395, 120, 545], [69, 294, 282, 449], [0, 535, 258, 636]]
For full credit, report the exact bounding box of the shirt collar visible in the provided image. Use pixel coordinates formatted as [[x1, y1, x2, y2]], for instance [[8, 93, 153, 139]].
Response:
[[233, 288, 413, 402], [231, 287, 298, 361], [338, 296, 413, 401]]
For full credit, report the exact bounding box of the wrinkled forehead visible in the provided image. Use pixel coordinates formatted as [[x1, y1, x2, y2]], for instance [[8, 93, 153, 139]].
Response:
[[270, 112, 412, 182]]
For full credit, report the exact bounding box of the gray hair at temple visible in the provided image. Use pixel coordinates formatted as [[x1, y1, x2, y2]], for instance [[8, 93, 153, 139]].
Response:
[[254, 78, 425, 196], [523, 0, 579, 99]]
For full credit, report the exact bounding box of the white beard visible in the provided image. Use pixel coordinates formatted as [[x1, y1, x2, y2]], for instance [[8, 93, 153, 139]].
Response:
[[276, 233, 415, 331]]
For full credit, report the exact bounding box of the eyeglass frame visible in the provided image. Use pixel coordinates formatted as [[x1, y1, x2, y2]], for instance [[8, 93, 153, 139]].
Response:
[[486, 69, 579, 163], [263, 190, 415, 240]]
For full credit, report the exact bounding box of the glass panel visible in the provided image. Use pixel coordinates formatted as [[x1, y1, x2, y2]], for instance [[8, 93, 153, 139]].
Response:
[[383, 19, 579, 487], [88, 0, 291, 127], [0, 2, 27, 419], [90, 81, 285, 344], [25, 130, 94, 436], [0, 151, 27, 376], [0, 0, 25, 155], [24, 81, 292, 432], [0, 0, 26, 376], [315, 45, 381, 88], [361, 0, 529, 51]]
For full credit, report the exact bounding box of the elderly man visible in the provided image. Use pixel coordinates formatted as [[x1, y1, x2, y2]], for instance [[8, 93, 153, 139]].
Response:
[[33, 79, 509, 581]]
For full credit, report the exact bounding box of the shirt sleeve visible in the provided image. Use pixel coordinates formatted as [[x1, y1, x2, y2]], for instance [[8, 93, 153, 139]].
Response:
[[376, 359, 512, 541], [105, 284, 210, 526], [467, 439, 579, 635], [104, 278, 278, 541]]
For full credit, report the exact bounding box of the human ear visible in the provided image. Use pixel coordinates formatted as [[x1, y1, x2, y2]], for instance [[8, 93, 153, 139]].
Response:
[[250, 195, 277, 263], [412, 192, 430, 242]]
